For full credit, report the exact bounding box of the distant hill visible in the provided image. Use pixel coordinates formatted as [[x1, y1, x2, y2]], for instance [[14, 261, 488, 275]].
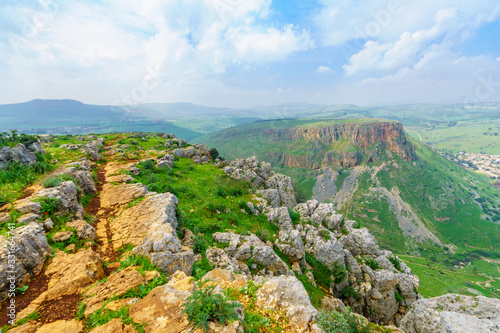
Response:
[[2, 99, 500, 153], [201, 118, 500, 258], [0, 99, 204, 141]]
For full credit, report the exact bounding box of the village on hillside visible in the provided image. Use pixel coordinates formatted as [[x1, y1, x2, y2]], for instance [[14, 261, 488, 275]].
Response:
[[442, 151, 500, 188]]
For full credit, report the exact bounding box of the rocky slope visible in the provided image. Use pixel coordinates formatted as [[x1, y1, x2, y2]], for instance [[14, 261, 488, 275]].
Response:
[[200, 118, 500, 260], [0, 134, 497, 332]]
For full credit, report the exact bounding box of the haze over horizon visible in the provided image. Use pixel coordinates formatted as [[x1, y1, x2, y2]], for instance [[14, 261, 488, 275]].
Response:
[[2, 1, 500, 108]]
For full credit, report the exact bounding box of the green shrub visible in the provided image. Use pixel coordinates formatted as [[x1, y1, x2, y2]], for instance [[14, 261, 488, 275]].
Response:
[[122, 275, 168, 299], [331, 262, 347, 284], [228, 188, 242, 196], [193, 234, 209, 254], [182, 280, 240, 332], [80, 193, 95, 208], [193, 257, 213, 280], [209, 148, 220, 160], [353, 221, 361, 229], [341, 229, 349, 235], [238, 201, 252, 215], [388, 256, 403, 272], [341, 286, 360, 300], [216, 187, 228, 197], [319, 230, 331, 241], [395, 291, 404, 303], [317, 309, 372, 333], [37, 197, 61, 216], [288, 208, 301, 225], [206, 202, 226, 213], [43, 174, 76, 188], [364, 258, 380, 270]]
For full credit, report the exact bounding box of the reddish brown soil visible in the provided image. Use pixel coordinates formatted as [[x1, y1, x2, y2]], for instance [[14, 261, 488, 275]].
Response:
[[0, 266, 50, 327], [38, 293, 81, 324]]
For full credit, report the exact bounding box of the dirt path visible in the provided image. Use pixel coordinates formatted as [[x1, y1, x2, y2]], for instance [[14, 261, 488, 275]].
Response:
[[0, 159, 123, 328]]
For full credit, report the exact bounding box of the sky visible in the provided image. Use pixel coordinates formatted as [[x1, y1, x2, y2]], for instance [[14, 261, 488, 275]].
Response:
[[1, 0, 500, 107]]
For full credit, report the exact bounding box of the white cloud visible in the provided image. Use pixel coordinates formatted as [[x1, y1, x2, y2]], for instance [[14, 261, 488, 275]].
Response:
[[0, 0, 313, 105], [331, 50, 500, 105], [317, 66, 332, 73], [231, 25, 313, 62], [343, 8, 458, 75]]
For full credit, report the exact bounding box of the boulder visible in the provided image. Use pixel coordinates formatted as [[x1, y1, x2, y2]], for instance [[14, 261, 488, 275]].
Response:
[[266, 207, 294, 230], [304, 226, 344, 270], [256, 189, 280, 208], [129, 275, 194, 332], [339, 228, 381, 256], [52, 231, 73, 242], [60, 159, 97, 195], [0, 144, 38, 168], [34, 181, 84, 217], [27, 141, 44, 153], [0, 223, 51, 303], [67, 219, 97, 240], [212, 232, 291, 277], [293, 200, 343, 229], [0, 212, 11, 223], [256, 275, 317, 332], [157, 154, 175, 168], [400, 294, 500, 333], [223, 156, 273, 188], [17, 213, 39, 224], [202, 268, 248, 290], [275, 229, 305, 263], [14, 199, 41, 215], [265, 174, 297, 208], [82, 140, 103, 161]]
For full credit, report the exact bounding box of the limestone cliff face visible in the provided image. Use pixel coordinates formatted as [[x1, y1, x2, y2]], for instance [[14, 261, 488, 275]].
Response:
[[267, 121, 416, 169]]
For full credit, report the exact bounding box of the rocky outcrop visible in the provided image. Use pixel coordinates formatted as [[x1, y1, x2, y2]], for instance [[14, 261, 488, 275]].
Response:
[[82, 266, 151, 316], [259, 121, 416, 170], [293, 199, 343, 229], [400, 294, 500, 333], [256, 275, 318, 333], [34, 180, 84, 217], [60, 159, 97, 195], [0, 223, 51, 303], [224, 156, 296, 207], [66, 219, 97, 240], [275, 229, 305, 263], [209, 232, 292, 277], [124, 193, 194, 275], [82, 139, 105, 161], [0, 143, 38, 168]]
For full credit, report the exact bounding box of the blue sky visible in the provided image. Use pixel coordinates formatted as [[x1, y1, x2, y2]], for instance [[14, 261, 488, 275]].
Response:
[[1, 0, 500, 107]]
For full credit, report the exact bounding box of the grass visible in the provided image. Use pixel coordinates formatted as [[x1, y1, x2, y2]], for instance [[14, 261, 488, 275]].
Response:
[[0, 152, 55, 203], [1, 311, 40, 332], [42, 174, 76, 188], [130, 158, 281, 252], [399, 254, 500, 298], [408, 118, 500, 155]]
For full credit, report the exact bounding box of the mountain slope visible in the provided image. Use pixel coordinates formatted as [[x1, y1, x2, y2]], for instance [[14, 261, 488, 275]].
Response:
[[201, 118, 500, 257]]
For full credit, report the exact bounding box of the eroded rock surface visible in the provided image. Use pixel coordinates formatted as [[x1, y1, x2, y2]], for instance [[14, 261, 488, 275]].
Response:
[[401, 294, 500, 333]]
